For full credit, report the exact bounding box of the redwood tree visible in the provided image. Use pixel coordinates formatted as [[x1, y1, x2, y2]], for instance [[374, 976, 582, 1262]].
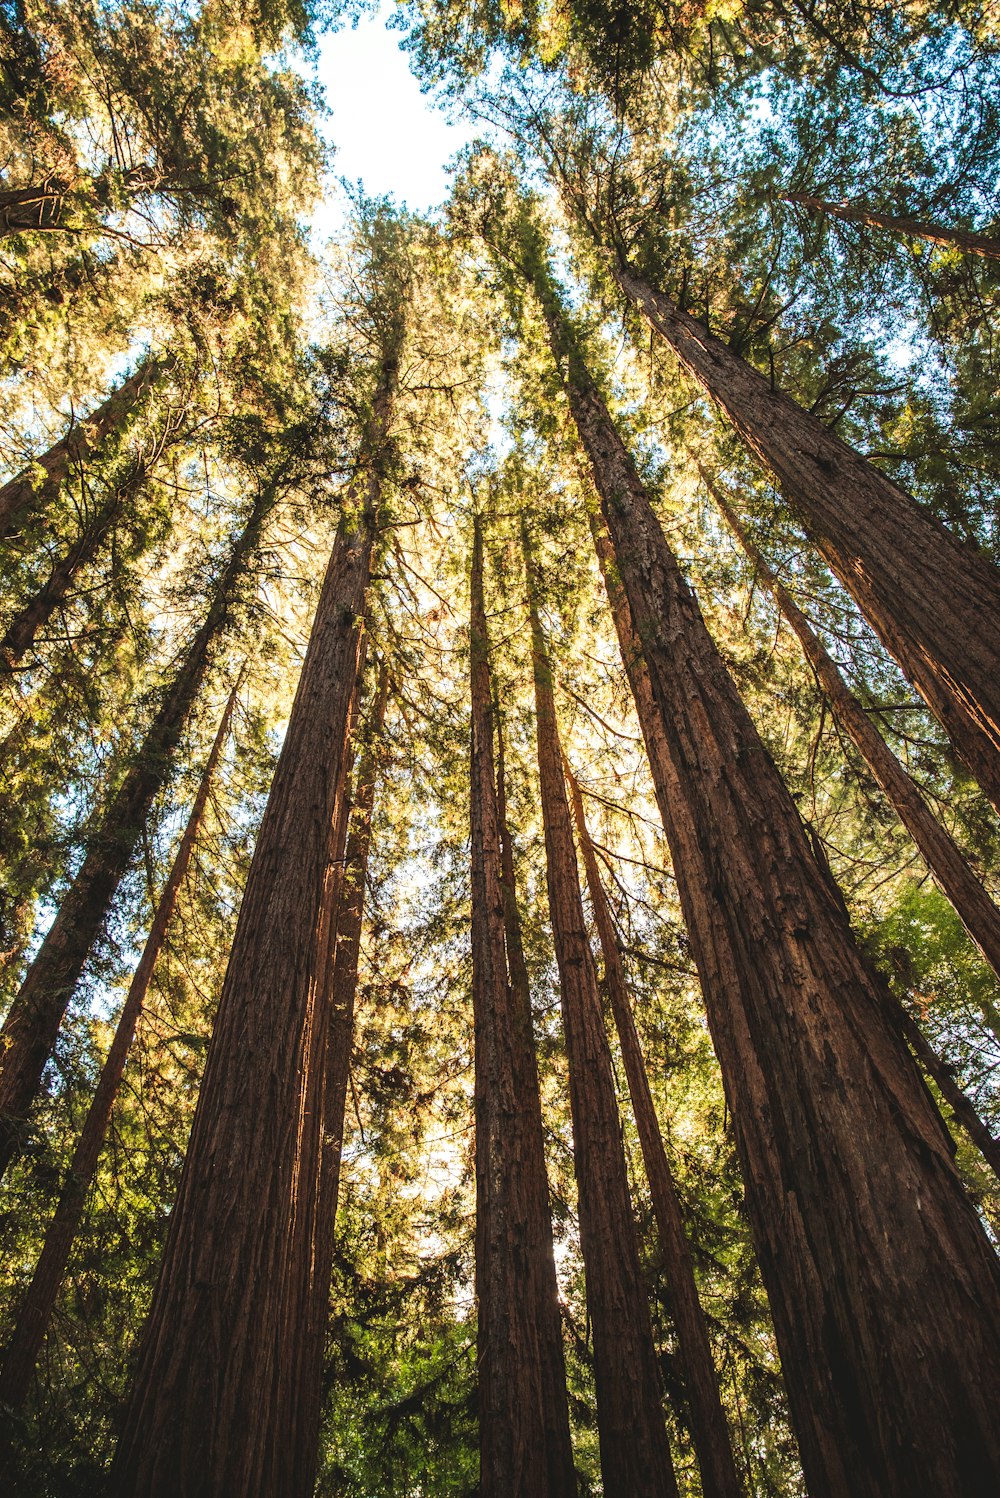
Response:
[[509, 217, 1000, 1498], [469, 513, 576, 1497], [523, 522, 679, 1498]]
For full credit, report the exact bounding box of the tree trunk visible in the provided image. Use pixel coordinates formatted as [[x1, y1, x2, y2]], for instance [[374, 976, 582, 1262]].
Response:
[[0, 359, 161, 541], [609, 256, 1000, 816], [110, 357, 398, 1498], [520, 241, 1000, 1498], [469, 515, 577, 1498], [318, 661, 388, 1233], [0, 456, 146, 675], [565, 765, 745, 1498], [0, 680, 239, 1410], [0, 166, 159, 238], [886, 991, 1000, 1179], [783, 192, 1000, 261], [523, 523, 679, 1498], [0, 491, 270, 1181], [706, 470, 1000, 1043]]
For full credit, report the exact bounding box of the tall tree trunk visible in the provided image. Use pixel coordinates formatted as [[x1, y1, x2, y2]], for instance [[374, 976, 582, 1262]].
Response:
[[0, 358, 161, 541], [469, 515, 576, 1498], [886, 991, 1000, 1179], [706, 470, 1000, 1042], [318, 661, 388, 1235], [603, 252, 1000, 815], [523, 523, 678, 1498], [565, 765, 745, 1498], [0, 455, 147, 675], [518, 238, 1000, 1498], [0, 680, 239, 1410], [110, 360, 397, 1498], [0, 491, 270, 1181], [783, 192, 1000, 260]]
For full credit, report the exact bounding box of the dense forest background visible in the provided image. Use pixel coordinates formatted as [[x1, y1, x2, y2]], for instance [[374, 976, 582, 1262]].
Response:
[[1, 0, 999, 1494]]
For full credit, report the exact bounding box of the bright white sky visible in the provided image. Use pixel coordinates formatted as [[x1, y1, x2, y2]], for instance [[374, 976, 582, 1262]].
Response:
[[310, 7, 478, 237]]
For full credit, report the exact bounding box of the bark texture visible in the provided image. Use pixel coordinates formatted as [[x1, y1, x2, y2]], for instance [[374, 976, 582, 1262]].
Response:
[[566, 765, 745, 1498], [784, 192, 1000, 260], [469, 516, 576, 1498], [0, 494, 269, 1181], [520, 241, 1000, 1498], [612, 258, 1000, 815], [524, 525, 678, 1498], [110, 508, 375, 1498], [0, 682, 239, 1410], [0, 359, 161, 541], [707, 472, 1000, 1038]]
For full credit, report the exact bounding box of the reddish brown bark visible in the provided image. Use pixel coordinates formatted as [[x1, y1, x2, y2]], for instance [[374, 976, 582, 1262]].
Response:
[[520, 241, 1000, 1498], [0, 359, 161, 541], [0, 681, 239, 1410], [0, 490, 270, 1182], [111, 346, 399, 1498], [470, 515, 576, 1497], [609, 257, 1000, 816], [707, 473, 1000, 1042], [524, 524, 678, 1498], [565, 765, 745, 1498], [783, 192, 1000, 260]]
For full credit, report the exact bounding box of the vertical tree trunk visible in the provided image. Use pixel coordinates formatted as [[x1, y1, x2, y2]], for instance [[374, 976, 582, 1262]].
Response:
[[519, 242, 1000, 1498], [706, 471, 1000, 1040], [607, 254, 1000, 815], [0, 358, 161, 541], [565, 765, 745, 1498], [0, 455, 148, 675], [523, 523, 679, 1498], [111, 348, 399, 1498], [469, 514, 577, 1498], [318, 661, 389, 1234], [782, 192, 1000, 260], [0, 680, 240, 1410], [0, 490, 270, 1181]]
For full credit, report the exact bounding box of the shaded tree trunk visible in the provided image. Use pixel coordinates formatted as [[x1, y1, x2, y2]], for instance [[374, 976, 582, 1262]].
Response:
[[523, 523, 678, 1498], [0, 490, 270, 1181], [0, 454, 150, 675], [565, 764, 745, 1498], [606, 254, 1000, 815], [110, 358, 397, 1498], [706, 471, 1000, 1042], [0, 166, 158, 237], [0, 679, 239, 1410], [783, 192, 1000, 260], [469, 515, 576, 1498], [0, 359, 161, 540], [519, 238, 1000, 1498]]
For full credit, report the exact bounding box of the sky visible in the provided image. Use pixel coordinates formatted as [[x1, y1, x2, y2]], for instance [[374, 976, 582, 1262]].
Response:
[[310, 7, 479, 236]]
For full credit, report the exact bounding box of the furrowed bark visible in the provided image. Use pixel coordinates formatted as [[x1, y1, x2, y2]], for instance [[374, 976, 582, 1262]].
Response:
[[524, 523, 678, 1498], [0, 681, 239, 1410], [565, 765, 745, 1498], [470, 515, 576, 1498], [519, 239, 1000, 1498], [0, 491, 270, 1181], [783, 192, 1000, 261], [111, 353, 398, 1498], [0, 359, 161, 541], [609, 256, 1000, 815], [706, 472, 1000, 1042]]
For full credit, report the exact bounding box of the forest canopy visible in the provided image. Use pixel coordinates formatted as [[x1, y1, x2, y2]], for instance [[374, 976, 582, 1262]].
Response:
[[1, 1, 1000, 1494]]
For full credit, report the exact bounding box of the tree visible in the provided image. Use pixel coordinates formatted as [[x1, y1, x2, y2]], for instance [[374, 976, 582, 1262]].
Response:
[[468, 513, 576, 1497], [782, 192, 1000, 261], [0, 677, 240, 1411], [503, 206, 1000, 1498], [524, 520, 679, 1498]]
